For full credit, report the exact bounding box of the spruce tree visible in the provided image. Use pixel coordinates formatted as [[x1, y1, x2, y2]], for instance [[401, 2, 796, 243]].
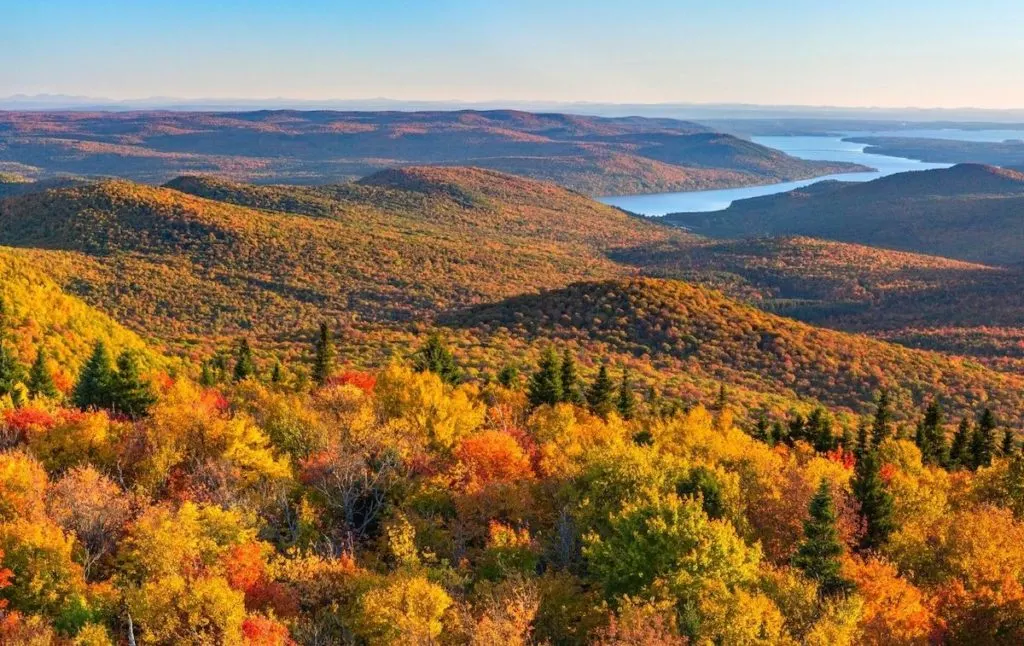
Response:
[[971, 408, 997, 469], [753, 413, 771, 444], [233, 338, 256, 382], [527, 346, 562, 408], [855, 422, 871, 461], [871, 390, 893, 448], [809, 408, 835, 453], [793, 479, 853, 597], [311, 322, 335, 386], [918, 401, 949, 466], [497, 364, 519, 389], [617, 369, 637, 420], [199, 361, 216, 387], [840, 425, 856, 451], [413, 332, 461, 385], [74, 341, 114, 411], [586, 363, 616, 419], [714, 384, 728, 411], [949, 418, 971, 469], [1003, 430, 1016, 457], [109, 350, 156, 418], [852, 450, 895, 552], [26, 349, 58, 399], [559, 349, 584, 404], [270, 360, 283, 385]]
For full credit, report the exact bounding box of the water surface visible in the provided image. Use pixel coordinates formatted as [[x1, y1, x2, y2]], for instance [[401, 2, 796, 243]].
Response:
[[599, 128, 1023, 214]]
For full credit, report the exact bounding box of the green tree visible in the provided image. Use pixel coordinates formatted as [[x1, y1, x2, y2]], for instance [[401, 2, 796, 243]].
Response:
[[527, 346, 562, 408], [233, 338, 256, 382], [586, 363, 616, 419], [855, 422, 871, 461], [949, 418, 972, 469], [871, 390, 893, 448], [971, 408, 997, 469], [26, 349, 59, 399], [617, 369, 637, 421], [412, 332, 461, 385], [559, 349, 584, 404], [809, 408, 835, 453], [793, 479, 853, 597], [496, 364, 519, 389], [73, 341, 114, 411], [852, 450, 895, 552], [199, 361, 216, 387], [917, 401, 949, 466], [270, 360, 284, 384], [1003, 430, 1016, 457], [109, 350, 156, 418], [0, 341, 23, 398], [311, 322, 335, 386]]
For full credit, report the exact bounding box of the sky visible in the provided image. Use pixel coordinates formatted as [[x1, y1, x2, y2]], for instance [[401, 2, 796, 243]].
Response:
[[3, 0, 1024, 108]]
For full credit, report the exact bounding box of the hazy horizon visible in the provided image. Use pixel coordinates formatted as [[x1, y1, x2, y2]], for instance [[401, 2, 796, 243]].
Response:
[[6, 0, 1024, 110]]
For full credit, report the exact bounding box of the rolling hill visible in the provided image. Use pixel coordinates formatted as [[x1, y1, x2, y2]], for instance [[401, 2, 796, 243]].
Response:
[[0, 110, 868, 194], [449, 277, 1024, 421], [664, 164, 1024, 265]]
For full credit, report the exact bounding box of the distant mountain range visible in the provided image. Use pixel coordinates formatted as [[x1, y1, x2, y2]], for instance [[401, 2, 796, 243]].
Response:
[[664, 164, 1024, 265], [0, 109, 865, 195]]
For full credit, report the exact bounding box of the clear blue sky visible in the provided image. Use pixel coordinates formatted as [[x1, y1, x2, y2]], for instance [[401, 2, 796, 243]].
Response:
[[3, 0, 1023, 108]]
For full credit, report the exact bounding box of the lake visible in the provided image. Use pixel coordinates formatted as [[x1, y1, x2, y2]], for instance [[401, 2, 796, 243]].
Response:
[[598, 129, 1024, 214]]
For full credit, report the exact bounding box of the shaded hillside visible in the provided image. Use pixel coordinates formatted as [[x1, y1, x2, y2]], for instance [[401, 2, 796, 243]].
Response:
[[850, 136, 1024, 169], [0, 169, 685, 344], [0, 110, 868, 194], [449, 277, 1024, 421], [665, 165, 1024, 265]]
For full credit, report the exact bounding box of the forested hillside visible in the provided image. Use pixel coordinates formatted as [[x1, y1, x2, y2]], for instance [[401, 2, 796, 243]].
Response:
[[0, 110, 868, 194]]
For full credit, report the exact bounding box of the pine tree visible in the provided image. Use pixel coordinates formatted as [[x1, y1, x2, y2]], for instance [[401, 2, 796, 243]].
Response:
[[853, 450, 895, 552], [587, 363, 616, 419], [233, 338, 256, 382], [497, 364, 519, 389], [199, 361, 217, 387], [413, 332, 461, 385], [559, 349, 584, 404], [793, 479, 853, 597], [949, 418, 971, 469], [840, 425, 856, 451], [74, 341, 114, 411], [617, 369, 637, 420], [270, 360, 283, 384], [1003, 430, 1016, 457], [855, 422, 871, 461], [527, 346, 562, 408], [770, 420, 786, 447], [788, 412, 808, 446], [753, 413, 771, 444], [971, 408, 997, 469], [714, 384, 728, 411], [917, 401, 948, 466], [26, 349, 58, 399], [311, 322, 335, 387], [809, 408, 835, 453], [110, 350, 156, 418], [871, 390, 893, 448]]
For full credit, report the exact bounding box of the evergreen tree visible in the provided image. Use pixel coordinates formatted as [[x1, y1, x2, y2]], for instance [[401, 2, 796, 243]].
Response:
[[855, 422, 871, 461], [809, 408, 835, 453], [917, 401, 949, 466], [527, 346, 562, 408], [496, 364, 519, 389], [971, 408, 997, 469], [586, 363, 616, 419], [199, 361, 216, 387], [233, 338, 256, 382], [26, 349, 58, 399], [788, 412, 808, 445], [852, 450, 895, 552], [311, 322, 335, 387], [753, 413, 771, 444], [793, 479, 853, 597], [73, 341, 114, 411], [413, 332, 461, 385], [109, 350, 156, 418], [270, 360, 284, 384], [949, 418, 972, 469], [617, 369, 637, 421], [1003, 430, 1016, 457], [871, 390, 893, 448], [714, 384, 728, 411], [770, 420, 786, 447], [559, 349, 584, 404], [840, 425, 857, 451]]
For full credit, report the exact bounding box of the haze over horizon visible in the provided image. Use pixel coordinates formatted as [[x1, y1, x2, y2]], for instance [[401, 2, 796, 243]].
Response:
[[5, 0, 1024, 110]]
